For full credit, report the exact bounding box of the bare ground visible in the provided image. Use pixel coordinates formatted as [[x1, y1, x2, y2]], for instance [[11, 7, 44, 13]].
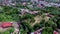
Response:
[[31, 15, 42, 27]]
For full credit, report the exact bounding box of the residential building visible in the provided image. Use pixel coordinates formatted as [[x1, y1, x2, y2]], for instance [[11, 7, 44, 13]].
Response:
[[1, 22, 12, 28], [44, 0, 60, 3], [0, 0, 19, 5], [31, 0, 60, 3], [20, 0, 30, 2]]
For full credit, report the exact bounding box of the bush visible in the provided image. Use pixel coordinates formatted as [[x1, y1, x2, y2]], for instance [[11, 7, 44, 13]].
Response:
[[42, 27, 53, 34], [50, 10, 60, 15], [22, 14, 34, 20], [45, 21, 57, 30], [57, 20, 60, 28], [8, 28, 14, 33], [3, 31, 10, 34]]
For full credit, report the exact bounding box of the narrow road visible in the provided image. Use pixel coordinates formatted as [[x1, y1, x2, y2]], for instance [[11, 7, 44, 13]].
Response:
[[12, 22, 20, 34]]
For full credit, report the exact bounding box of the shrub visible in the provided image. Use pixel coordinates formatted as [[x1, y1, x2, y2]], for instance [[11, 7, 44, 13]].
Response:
[[42, 27, 53, 34], [8, 28, 14, 33]]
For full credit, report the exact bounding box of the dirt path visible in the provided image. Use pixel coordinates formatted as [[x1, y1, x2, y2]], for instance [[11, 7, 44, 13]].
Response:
[[31, 15, 42, 26]]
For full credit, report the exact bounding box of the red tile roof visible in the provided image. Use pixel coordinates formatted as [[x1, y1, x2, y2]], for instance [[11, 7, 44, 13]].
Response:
[[54, 31, 59, 34], [1, 22, 12, 28]]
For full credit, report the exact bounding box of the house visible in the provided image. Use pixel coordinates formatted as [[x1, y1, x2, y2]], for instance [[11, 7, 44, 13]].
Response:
[[22, 2, 27, 6], [1, 22, 12, 28], [54, 31, 59, 34], [31, 28, 43, 34], [29, 11, 38, 14], [37, 3, 44, 8], [0, 0, 18, 6], [2, 0, 12, 5]]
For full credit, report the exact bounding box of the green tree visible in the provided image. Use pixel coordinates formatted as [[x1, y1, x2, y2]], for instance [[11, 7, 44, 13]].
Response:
[[42, 27, 53, 34], [3, 31, 10, 34], [8, 28, 14, 33]]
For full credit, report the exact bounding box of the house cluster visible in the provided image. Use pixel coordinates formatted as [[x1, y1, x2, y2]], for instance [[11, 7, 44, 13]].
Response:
[[0, 0, 60, 7], [20, 9, 38, 15], [0, 0, 17, 6], [21, 0, 60, 8], [31, 0, 60, 8], [38, 1, 60, 7]]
